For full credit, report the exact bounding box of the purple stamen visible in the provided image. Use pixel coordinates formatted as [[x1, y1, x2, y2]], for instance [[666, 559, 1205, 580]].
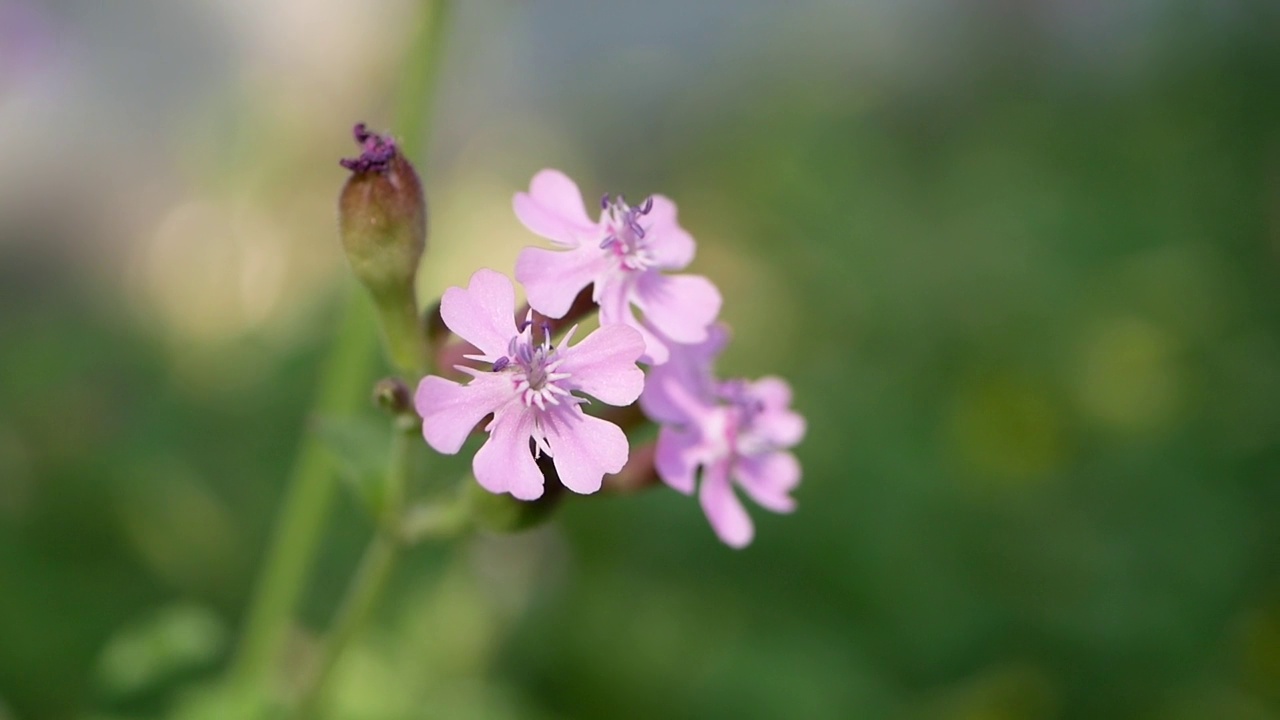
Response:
[[515, 341, 533, 365], [492, 356, 510, 372], [597, 190, 656, 265]]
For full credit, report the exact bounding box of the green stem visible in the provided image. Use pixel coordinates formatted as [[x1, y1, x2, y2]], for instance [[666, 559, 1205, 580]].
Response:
[[291, 430, 410, 719], [381, 428, 411, 534], [399, 482, 474, 543], [372, 289, 431, 377], [292, 536, 396, 718], [394, 0, 453, 159], [231, 288, 378, 688], [230, 0, 454, 697]]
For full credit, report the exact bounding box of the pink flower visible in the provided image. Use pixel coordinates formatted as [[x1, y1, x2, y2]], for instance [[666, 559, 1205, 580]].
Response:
[[641, 327, 806, 548], [415, 269, 646, 500], [514, 169, 722, 365]]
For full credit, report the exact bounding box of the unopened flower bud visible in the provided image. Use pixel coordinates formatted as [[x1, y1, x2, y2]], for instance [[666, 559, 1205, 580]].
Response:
[[372, 377, 418, 431], [339, 123, 429, 373]]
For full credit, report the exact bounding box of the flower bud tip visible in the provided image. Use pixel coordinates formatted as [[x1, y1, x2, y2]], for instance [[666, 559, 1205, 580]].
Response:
[[339, 123, 398, 174]]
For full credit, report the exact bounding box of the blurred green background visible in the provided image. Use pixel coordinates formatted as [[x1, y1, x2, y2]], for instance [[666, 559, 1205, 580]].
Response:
[[2, 1, 1279, 718]]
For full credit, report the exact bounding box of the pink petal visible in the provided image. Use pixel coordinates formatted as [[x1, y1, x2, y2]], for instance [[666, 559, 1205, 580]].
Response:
[[596, 277, 670, 366], [695, 323, 732, 362], [440, 269, 518, 360], [756, 407, 807, 448], [516, 245, 608, 319], [654, 424, 703, 495], [557, 324, 645, 406], [473, 406, 544, 500], [513, 169, 597, 247], [642, 195, 695, 270], [639, 362, 717, 426], [699, 459, 754, 549], [594, 273, 633, 327], [541, 406, 630, 495], [751, 376, 793, 410], [416, 373, 514, 455], [637, 371, 686, 425], [634, 272, 722, 345], [733, 451, 800, 513], [638, 325, 727, 422], [748, 377, 805, 448], [626, 318, 669, 365]]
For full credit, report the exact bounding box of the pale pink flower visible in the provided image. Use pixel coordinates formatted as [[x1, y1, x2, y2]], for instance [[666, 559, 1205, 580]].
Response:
[[641, 328, 806, 548], [514, 169, 722, 365], [415, 269, 646, 500]]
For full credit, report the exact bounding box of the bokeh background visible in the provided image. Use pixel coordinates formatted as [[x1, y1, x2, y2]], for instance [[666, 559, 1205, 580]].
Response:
[[3, 1, 1280, 718]]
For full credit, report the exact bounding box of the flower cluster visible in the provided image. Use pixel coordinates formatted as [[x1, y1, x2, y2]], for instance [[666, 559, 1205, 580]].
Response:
[[413, 169, 805, 547]]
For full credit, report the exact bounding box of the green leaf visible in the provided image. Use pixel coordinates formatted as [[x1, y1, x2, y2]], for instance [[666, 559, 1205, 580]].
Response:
[[94, 604, 228, 701]]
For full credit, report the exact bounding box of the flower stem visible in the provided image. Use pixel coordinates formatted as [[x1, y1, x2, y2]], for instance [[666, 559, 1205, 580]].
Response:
[[229, 0, 454, 699], [231, 288, 379, 689], [374, 290, 432, 377], [394, 0, 453, 160], [296, 534, 397, 716], [290, 428, 410, 719]]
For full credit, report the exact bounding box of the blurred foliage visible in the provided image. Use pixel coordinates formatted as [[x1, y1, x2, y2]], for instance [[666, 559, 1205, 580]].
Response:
[[2, 4, 1280, 720]]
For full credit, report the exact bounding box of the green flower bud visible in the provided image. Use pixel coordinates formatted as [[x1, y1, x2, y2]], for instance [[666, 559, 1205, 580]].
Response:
[[371, 377, 419, 433], [338, 123, 429, 373]]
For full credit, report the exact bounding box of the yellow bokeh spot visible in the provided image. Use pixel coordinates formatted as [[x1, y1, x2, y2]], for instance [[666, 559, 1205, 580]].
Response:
[[947, 374, 1065, 491], [1074, 316, 1183, 434]]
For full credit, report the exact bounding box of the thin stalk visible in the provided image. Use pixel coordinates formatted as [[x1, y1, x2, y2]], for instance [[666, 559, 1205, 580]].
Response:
[[231, 288, 378, 687], [230, 0, 454, 695], [394, 0, 453, 159], [290, 429, 410, 719]]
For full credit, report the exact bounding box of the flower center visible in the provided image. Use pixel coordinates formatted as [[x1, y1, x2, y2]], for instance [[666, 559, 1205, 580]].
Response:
[[491, 315, 576, 411], [717, 380, 769, 456], [598, 193, 656, 271]]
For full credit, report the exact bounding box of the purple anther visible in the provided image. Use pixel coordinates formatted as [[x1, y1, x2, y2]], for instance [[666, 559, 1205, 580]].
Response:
[[628, 219, 645, 239], [518, 317, 533, 332], [640, 196, 654, 214], [600, 193, 610, 210], [339, 122, 397, 174], [541, 322, 553, 341], [599, 234, 617, 249], [492, 356, 510, 372]]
